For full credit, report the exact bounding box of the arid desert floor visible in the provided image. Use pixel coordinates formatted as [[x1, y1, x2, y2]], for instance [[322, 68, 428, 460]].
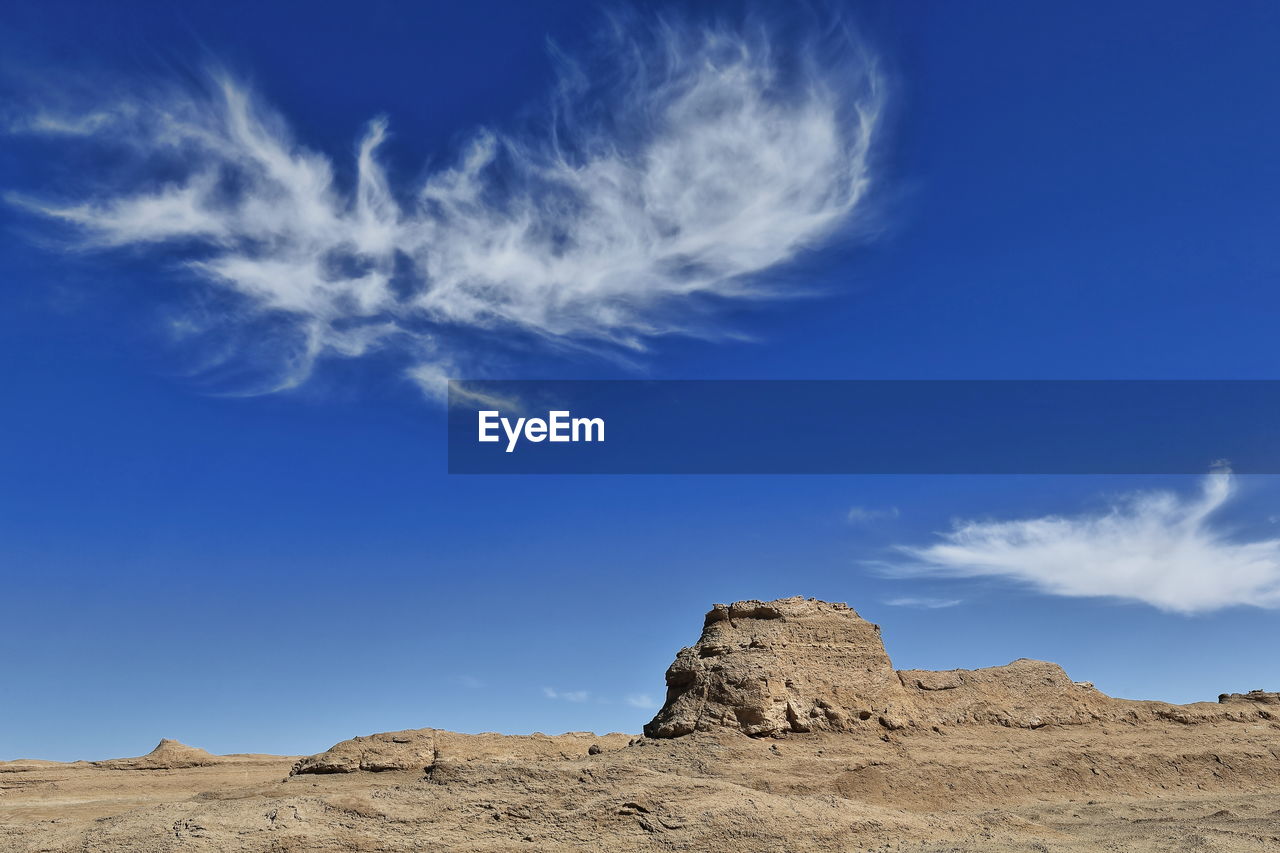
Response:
[[5, 598, 1278, 852]]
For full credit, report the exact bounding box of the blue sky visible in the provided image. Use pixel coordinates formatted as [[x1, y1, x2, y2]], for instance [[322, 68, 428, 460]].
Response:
[[3, 0, 1280, 761]]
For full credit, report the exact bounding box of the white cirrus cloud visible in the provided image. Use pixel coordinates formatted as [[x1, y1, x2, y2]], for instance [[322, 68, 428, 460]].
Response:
[[9, 15, 884, 397], [847, 505, 900, 524], [542, 687, 590, 703], [883, 596, 961, 609], [885, 469, 1280, 614]]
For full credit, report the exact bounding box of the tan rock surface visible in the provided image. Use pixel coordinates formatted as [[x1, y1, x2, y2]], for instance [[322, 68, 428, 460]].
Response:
[[292, 728, 437, 774]]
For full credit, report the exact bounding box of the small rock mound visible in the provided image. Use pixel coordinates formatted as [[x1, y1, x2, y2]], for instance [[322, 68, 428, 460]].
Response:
[[293, 729, 632, 774], [293, 729, 437, 774], [94, 739, 223, 770], [1220, 689, 1280, 706]]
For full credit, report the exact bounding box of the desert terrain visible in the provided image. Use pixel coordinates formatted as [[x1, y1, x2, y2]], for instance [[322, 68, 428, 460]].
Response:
[[4, 597, 1279, 851]]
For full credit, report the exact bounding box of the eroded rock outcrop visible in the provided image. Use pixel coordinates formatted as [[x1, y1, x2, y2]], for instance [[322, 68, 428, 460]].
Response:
[[1219, 689, 1280, 706], [644, 598, 916, 738], [644, 597, 1279, 738]]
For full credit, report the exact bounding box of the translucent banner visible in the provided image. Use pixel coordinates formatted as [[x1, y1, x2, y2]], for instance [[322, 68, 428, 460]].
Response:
[[447, 380, 1280, 474]]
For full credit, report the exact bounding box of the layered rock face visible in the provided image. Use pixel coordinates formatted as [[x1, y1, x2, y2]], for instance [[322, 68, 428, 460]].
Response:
[[644, 598, 917, 738], [644, 596, 1276, 739]]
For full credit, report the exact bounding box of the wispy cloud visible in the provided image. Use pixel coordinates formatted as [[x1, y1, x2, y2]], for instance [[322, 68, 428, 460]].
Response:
[[541, 687, 659, 708], [457, 675, 485, 689], [10, 14, 883, 397], [847, 505, 899, 524], [10, 110, 122, 136], [885, 469, 1280, 614], [883, 596, 960, 609]]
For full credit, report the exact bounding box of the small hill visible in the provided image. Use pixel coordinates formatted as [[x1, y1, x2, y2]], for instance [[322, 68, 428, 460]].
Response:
[[93, 739, 225, 770]]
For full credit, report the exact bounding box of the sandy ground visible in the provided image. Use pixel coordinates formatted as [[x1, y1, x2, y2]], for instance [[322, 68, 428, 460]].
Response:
[[4, 722, 1279, 852]]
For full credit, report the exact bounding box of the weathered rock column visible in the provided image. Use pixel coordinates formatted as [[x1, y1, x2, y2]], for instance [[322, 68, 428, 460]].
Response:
[[644, 597, 917, 738]]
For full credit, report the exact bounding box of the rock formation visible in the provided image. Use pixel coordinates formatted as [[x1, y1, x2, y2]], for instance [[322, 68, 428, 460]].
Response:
[[1220, 689, 1280, 708], [645, 596, 1278, 738], [643, 598, 916, 737]]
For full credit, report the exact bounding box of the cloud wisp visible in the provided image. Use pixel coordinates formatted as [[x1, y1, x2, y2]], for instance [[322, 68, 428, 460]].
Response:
[[847, 505, 899, 524], [542, 687, 590, 703], [10, 16, 883, 397], [885, 470, 1280, 614], [883, 596, 960, 609], [541, 687, 660, 709]]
